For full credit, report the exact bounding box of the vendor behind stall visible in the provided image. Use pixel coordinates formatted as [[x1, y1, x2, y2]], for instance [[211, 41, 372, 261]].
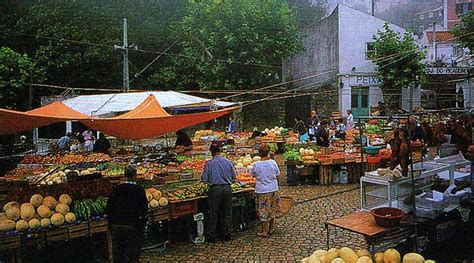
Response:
[[93, 133, 111, 154], [175, 130, 192, 147], [202, 143, 236, 242], [57, 132, 72, 152], [106, 165, 148, 262], [315, 120, 330, 147]]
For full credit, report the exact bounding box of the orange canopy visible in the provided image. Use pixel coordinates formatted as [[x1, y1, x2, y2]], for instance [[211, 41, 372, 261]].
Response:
[[112, 95, 170, 118], [0, 95, 238, 139], [27, 101, 89, 119], [82, 106, 238, 140]]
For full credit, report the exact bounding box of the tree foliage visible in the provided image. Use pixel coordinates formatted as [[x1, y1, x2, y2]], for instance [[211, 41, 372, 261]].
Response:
[[148, 0, 304, 90], [452, 11, 474, 54], [369, 24, 426, 108], [0, 47, 44, 110]]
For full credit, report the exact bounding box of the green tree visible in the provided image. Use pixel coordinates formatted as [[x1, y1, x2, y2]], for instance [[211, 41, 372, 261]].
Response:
[[452, 11, 474, 54], [369, 23, 426, 110], [148, 0, 304, 90], [0, 47, 44, 110]]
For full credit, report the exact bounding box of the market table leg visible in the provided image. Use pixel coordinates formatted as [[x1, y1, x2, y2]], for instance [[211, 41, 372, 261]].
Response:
[[106, 230, 113, 262], [325, 223, 330, 250]]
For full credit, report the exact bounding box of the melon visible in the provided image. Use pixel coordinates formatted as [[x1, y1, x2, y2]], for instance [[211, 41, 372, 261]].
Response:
[[50, 213, 65, 226], [37, 205, 52, 218], [65, 212, 76, 224], [30, 194, 44, 207], [16, 219, 28, 231], [356, 249, 371, 258], [253, 156, 261, 162], [152, 190, 162, 200], [308, 254, 321, 263], [424, 260, 435, 263], [28, 218, 41, 229], [325, 248, 340, 263], [242, 158, 252, 166], [356, 256, 373, 263], [339, 247, 359, 263], [331, 259, 345, 263], [313, 250, 327, 258], [158, 197, 168, 207], [149, 199, 159, 208], [146, 191, 153, 202], [43, 196, 58, 210], [59, 194, 72, 205], [20, 203, 35, 221], [146, 188, 157, 194], [40, 218, 51, 228], [55, 203, 70, 215], [0, 219, 16, 232], [402, 253, 424, 263], [3, 201, 19, 212], [5, 206, 20, 221], [374, 253, 384, 263], [0, 213, 5, 220], [383, 249, 401, 263], [301, 257, 310, 263]]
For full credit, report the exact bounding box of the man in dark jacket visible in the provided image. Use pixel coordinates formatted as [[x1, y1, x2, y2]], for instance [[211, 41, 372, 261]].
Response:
[[315, 120, 330, 147], [306, 110, 319, 141], [106, 165, 148, 263]]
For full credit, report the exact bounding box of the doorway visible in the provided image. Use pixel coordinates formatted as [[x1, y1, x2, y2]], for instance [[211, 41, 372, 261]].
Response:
[[351, 87, 369, 119]]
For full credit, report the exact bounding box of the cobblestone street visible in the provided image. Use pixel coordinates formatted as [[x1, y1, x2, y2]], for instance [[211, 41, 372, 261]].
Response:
[[140, 184, 365, 262]]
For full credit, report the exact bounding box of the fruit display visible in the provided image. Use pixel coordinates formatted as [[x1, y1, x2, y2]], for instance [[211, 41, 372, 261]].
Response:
[[283, 149, 302, 162], [166, 182, 209, 201], [20, 153, 111, 165], [236, 173, 256, 185], [300, 247, 433, 263], [365, 124, 382, 135], [234, 155, 261, 169], [262, 126, 289, 137], [0, 193, 76, 232], [145, 188, 169, 208], [193, 130, 214, 141], [71, 197, 108, 221]]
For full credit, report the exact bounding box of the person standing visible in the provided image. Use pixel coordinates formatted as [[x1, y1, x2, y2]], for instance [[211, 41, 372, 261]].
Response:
[[227, 115, 237, 133], [315, 120, 330, 147], [346, 110, 354, 130], [306, 110, 319, 141], [57, 132, 72, 152], [82, 129, 95, 152], [106, 165, 148, 263], [202, 143, 236, 242], [251, 144, 281, 237], [93, 133, 111, 154], [175, 130, 193, 147], [335, 118, 346, 140]]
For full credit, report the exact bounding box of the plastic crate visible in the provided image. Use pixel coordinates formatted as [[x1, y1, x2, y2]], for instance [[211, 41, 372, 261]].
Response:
[[415, 192, 450, 210], [416, 206, 443, 219]]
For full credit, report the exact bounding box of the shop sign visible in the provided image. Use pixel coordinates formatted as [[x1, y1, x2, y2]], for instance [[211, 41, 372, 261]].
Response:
[[349, 75, 381, 86], [426, 67, 470, 75]]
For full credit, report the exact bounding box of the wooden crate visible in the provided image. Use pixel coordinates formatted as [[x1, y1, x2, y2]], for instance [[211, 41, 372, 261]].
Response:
[[319, 165, 333, 185], [89, 219, 108, 235], [46, 227, 68, 243], [150, 207, 171, 222], [170, 199, 198, 219], [0, 234, 21, 251], [68, 222, 89, 239], [22, 230, 46, 248]]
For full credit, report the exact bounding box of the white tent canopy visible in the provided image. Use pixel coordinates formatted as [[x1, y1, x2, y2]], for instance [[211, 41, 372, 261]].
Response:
[[63, 91, 235, 117]]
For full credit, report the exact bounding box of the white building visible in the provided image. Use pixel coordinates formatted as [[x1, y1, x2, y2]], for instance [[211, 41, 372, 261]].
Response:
[[283, 4, 420, 118], [419, 24, 473, 109]]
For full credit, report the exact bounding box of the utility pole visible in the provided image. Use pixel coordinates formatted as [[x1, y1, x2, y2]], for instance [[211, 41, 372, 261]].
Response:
[[432, 22, 437, 61], [371, 0, 376, 16], [114, 18, 137, 92]]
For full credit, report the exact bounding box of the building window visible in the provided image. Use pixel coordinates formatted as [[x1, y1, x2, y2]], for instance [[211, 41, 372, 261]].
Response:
[[428, 12, 433, 18], [456, 3, 472, 14], [366, 42, 376, 59], [419, 14, 424, 20], [453, 45, 463, 56]]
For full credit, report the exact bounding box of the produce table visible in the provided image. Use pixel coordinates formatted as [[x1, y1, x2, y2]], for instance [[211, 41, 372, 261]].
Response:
[[324, 211, 413, 253], [0, 218, 112, 263]]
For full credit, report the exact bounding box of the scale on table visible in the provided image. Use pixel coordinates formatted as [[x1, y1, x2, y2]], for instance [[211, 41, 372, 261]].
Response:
[[192, 213, 205, 244]]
